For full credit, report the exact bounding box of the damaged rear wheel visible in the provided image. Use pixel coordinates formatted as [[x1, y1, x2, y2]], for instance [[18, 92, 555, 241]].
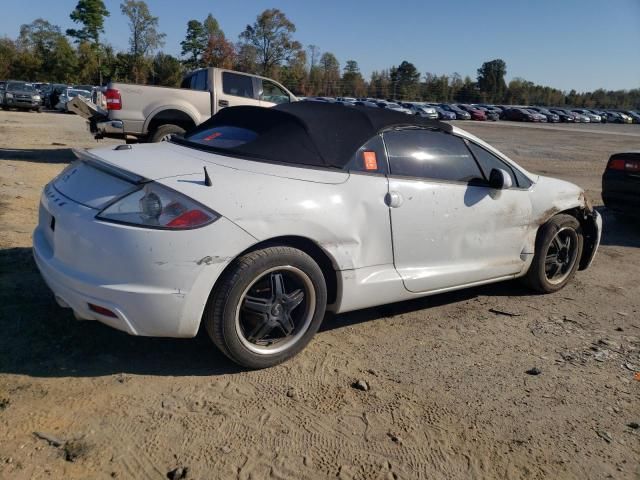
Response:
[[524, 214, 583, 293]]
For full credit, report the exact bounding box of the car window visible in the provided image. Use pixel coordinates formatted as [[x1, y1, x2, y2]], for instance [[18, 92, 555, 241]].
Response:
[[190, 70, 207, 91], [180, 74, 192, 89], [260, 80, 290, 104], [467, 141, 531, 189], [383, 129, 482, 182], [222, 72, 255, 99], [185, 126, 258, 148], [344, 135, 388, 174]]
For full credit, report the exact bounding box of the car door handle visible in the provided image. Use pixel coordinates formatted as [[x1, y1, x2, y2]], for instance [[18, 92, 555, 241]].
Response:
[[218, 100, 229, 108], [385, 191, 404, 208]]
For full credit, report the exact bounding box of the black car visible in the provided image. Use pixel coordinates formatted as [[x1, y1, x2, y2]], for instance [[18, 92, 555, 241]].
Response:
[[439, 104, 471, 120], [528, 107, 560, 123], [549, 108, 576, 123], [602, 152, 640, 218], [606, 112, 625, 124], [475, 106, 500, 121], [43, 83, 68, 109], [503, 108, 537, 122]]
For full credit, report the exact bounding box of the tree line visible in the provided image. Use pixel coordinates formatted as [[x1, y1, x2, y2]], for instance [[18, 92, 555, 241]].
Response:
[[0, 0, 638, 109]]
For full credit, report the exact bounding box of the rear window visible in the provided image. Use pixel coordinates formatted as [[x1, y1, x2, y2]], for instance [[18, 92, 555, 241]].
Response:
[[222, 72, 255, 99], [185, 126, 257, 148], [192, 70, 207, 91], [8, 83, 33, 92]]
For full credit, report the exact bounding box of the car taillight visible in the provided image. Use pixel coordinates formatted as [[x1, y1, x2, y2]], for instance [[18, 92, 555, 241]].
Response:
[[105, 88, 122, 110], [96, 182, 219, 229], [608, 155, 640, 173]]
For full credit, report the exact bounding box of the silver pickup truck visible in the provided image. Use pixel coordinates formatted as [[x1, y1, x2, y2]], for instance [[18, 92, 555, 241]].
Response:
[[70, 68, 297, 142]]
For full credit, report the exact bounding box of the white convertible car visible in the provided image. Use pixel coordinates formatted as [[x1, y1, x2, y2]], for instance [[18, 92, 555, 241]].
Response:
[[33, 103, 601, 368]]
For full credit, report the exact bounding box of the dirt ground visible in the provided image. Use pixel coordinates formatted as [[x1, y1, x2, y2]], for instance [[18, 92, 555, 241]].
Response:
[[0, 111, 638, 480]]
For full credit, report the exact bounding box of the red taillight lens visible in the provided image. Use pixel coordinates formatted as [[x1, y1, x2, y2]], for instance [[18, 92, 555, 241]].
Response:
[[166, 209, 212, 228], [608, 156, 640, 172], [608, 159, 626, 171], [105, 88, 122, 110], [89, 303, 117, 318]]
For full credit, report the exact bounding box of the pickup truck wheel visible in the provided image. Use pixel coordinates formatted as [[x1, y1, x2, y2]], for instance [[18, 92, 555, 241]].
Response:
[[523, 214, 583, 293], [150, 124, 185, 142], [204, 247, 327, 369]]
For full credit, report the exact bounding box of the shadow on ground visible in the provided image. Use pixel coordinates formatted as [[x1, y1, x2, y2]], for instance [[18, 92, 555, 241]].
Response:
[[0, 247, 530, 379], [0, 148, 75, 164]]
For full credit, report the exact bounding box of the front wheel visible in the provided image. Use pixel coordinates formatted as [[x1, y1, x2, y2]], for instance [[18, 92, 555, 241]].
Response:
[[523, 214, 583, 293], [204, 247, 327, 368]]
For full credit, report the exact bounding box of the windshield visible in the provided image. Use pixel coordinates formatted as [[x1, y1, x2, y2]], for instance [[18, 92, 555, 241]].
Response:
[[7, 83, 34, 92], [68, 90, 91, 98]]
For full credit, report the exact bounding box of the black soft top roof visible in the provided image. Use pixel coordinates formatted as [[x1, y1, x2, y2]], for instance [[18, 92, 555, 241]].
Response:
[[181, 102, 452, 168]]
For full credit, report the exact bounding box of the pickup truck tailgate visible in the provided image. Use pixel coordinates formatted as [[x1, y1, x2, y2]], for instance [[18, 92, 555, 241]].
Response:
[[68, 96, 107, 121]]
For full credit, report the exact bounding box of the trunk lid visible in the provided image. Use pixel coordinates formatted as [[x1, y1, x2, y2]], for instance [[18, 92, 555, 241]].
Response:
[[53, 159, 138, 209], [53, 142, 348, 209], [78, 142, 349, 184]]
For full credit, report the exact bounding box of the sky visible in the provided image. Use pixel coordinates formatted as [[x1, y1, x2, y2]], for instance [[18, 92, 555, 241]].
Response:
[[1, 0, 639, 92]]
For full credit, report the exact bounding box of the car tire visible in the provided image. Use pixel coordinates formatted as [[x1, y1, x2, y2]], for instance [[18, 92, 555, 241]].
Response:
[[203, 246, 327, 369], [149, 124, 185, 142], [523, 214, 583, 293]]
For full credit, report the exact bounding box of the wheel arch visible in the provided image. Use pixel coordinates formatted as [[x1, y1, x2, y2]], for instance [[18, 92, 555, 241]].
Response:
[[211, 235, 339, 307], [145, 108, 197, 136], [537, 206, 599, 271]]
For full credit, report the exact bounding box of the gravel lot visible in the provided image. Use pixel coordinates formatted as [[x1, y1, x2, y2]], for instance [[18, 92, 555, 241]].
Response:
[[0, 111, 639, 480]]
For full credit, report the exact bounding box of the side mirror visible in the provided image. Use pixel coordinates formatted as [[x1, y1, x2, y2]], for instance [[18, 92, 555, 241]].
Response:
[[489, 168, 513, 190]]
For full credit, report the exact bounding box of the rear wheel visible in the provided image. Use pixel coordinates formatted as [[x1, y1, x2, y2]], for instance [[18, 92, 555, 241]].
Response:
[[523, 214, 583, 293], [149, 124, 185, 142], [204, 247, 327, 368]]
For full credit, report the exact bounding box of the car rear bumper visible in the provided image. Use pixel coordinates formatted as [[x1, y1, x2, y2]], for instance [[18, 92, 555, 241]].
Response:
[[602, 171, 640, 216], [88, 119, 129, 140], [33, 185, 256, 337]]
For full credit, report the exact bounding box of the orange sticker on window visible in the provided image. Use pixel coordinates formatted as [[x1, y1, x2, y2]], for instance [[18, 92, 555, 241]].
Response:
[[363, 151, 378, 171]]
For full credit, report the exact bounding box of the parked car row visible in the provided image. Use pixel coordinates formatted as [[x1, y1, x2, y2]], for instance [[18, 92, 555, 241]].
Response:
[[300, 96, 640, 124], [0, 80, 100, 113]]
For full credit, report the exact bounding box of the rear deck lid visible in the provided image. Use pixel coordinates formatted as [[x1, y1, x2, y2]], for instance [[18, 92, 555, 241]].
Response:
[[52, 150, 144, 209]]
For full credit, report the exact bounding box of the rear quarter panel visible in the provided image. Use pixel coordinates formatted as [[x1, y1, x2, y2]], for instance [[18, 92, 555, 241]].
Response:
[[158, 164, 393, 271]]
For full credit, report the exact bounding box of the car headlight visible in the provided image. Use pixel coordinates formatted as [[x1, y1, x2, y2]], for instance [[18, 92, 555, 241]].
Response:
[[97, 182, 219, 229], [6, 93, 13, 99], [33, 95, 41, 101]]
